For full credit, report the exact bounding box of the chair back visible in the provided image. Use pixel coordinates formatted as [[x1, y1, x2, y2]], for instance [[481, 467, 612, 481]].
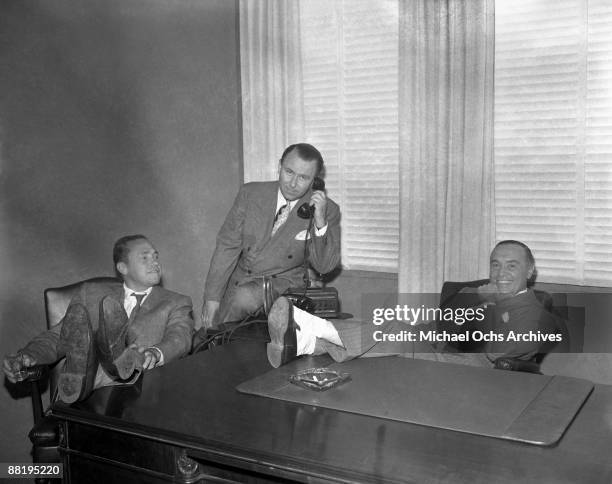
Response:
[[439, 279, 554, 312], [44, 277, 120, 396], [439, 279, 573, 354]]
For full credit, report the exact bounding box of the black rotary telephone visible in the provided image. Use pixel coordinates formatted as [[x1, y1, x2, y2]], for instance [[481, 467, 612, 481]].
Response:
[[297, 177, 325, 219]]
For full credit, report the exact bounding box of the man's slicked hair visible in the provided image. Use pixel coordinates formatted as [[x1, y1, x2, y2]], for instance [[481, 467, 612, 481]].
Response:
[[113, 234, 149, 266], [494, 239, 537, 285], [280, 143, 325, 176]]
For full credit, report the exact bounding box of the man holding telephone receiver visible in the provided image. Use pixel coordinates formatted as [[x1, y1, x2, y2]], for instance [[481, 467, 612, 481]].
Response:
[[201, 143, 341, 328]]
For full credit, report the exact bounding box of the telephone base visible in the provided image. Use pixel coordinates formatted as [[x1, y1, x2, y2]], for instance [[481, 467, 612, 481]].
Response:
[[284, 287, 340, 318]]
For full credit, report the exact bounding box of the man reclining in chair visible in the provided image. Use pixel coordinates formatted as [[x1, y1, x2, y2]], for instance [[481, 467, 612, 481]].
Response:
[[265, 240, 565, 369], [3, 234, 194, 403]]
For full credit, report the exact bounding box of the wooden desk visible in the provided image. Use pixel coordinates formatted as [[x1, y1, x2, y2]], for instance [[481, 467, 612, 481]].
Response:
[[51, 342, 612, 483]]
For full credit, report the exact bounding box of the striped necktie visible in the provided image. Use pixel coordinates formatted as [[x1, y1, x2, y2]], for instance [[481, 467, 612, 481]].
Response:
[[271, 203, 290, 236]]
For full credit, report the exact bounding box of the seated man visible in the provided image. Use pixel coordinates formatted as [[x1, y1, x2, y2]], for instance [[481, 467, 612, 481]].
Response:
[[3, 234, 194, 403], [202, 143, 341, 328], [266, 240, 564, 368]]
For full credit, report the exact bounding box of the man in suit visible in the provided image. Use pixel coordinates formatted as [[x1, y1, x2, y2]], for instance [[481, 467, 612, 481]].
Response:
[[202, 143, 341, 328], [265, 240, 564, 368], [3, 234, 194, 402]]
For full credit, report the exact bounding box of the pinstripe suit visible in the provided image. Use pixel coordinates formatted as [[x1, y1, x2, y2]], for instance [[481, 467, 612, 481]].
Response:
[[204, 181, 341, 323]]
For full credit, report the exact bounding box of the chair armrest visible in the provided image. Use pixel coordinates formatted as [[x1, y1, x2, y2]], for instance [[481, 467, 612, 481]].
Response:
[[494, 357, 541, 374], [13, 365, 48, 383], [11, 365, 49, 426]]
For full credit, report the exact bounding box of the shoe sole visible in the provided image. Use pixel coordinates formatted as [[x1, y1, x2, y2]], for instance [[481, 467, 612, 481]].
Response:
[[266, 344, 284, 368], [100, 296, 129, 361], [266, 297, 290, 368], [98, 295, 131, 378], [57, 304, 91, 404], [114, 348, 145, 380]]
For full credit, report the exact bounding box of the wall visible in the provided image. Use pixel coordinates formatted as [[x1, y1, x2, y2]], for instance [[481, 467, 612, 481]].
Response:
[[331, 270, 398, 320], [0, 0, 241, 461]]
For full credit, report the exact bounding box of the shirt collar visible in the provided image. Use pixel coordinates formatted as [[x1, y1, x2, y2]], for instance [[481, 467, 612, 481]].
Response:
[[123, 283, 153, 299], [276, 188, 299, 213]]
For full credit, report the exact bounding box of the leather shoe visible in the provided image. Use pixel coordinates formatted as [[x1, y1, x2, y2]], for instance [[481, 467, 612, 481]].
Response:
[[57, 303, 97, 404], [96, 296, 143, 380], [266, 297, 300, 368]]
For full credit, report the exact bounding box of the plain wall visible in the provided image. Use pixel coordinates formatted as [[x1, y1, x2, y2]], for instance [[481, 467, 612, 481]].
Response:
[[0, 0, 241, 461], [331, 270, 398, 320]]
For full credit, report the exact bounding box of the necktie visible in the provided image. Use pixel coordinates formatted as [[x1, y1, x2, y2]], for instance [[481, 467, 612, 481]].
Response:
[[271, 203, 290, 236], [129, 293, 146, 323]]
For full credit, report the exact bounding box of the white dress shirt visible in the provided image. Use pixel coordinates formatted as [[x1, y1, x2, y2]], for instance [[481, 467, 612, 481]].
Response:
[[276, 188, 328, 236], [123, 284, 153, 317]]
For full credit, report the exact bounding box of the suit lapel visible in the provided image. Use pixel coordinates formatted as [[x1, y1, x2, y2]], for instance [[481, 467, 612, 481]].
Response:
[[124, 286, 161, 326], [140, 286, 161, 312], [273, 188, 312, 239], [262, 183, 283, 243]]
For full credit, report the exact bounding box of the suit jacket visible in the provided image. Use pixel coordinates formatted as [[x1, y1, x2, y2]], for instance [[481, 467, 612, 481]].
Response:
[[204, 181, 341, 302], [438, 288, 563, 359], [324, 290, 564, 365], [22, 280, 194, 366]]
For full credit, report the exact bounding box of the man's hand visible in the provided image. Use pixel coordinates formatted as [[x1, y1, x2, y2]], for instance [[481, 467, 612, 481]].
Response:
[[3, 352, 37, 384], [310, 190, 328, 230], [128, 345, 161, 370], [477, 282, 499, 304]]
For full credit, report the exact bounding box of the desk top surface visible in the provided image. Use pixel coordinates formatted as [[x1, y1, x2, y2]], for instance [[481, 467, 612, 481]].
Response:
[[53, 342, 612, 484]]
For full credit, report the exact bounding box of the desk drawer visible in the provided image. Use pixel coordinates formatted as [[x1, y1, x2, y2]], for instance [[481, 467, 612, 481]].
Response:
[[68, 453, 172, 484], [63, 422, 299, 483], [64, 422, 176, 474]]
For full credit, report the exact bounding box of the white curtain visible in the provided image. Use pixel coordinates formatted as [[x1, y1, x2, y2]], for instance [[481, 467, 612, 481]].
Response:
[[398, 0, 495, 293], [239, 0, 304, 182]]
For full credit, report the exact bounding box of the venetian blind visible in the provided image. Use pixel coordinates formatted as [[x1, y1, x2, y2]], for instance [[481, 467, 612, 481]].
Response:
[[299, 0, 400, 271], [495, 0, 612, 285]]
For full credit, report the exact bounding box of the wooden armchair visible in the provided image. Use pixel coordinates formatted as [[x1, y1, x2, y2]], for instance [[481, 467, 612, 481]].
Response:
[[18, 277, 120, 478]]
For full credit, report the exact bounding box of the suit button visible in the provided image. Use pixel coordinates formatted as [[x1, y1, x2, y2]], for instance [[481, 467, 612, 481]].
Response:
[[247, 247, 251, 251], [288, 255, 293, 259], [247, 270, 252, 274]]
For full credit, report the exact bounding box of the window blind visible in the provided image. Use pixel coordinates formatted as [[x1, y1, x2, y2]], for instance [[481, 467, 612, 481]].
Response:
[[299, 0, 400, 271], [495, 0, 612, 285], [585, 0, 612, 284]]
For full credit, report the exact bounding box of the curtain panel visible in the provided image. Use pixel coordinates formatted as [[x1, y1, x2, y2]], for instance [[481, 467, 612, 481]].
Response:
[[239, 0, 304, 182], [398, 0, 495, 293]]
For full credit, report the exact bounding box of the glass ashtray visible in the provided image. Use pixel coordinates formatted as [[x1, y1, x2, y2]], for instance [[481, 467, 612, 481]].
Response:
[[289, 367, 351, 392]]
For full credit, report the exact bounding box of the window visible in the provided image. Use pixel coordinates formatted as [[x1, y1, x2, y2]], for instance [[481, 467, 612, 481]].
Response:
[[295, 0, 612, 284], [495, 0, 612, 285], [299, 0, 400, 271]]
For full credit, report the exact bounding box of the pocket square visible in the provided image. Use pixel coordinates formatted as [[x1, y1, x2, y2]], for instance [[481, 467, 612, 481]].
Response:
[[294, 230, 311, 241]]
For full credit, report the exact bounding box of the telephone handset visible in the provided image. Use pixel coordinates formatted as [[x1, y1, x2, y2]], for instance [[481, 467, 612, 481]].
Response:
[[297, 177, 325, 219]]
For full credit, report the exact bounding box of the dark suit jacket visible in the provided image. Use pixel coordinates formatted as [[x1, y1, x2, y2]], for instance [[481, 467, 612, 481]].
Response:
[[204, 181, 341, 302], [22, 281, 194, 365], [438, 287, 564, 358]]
